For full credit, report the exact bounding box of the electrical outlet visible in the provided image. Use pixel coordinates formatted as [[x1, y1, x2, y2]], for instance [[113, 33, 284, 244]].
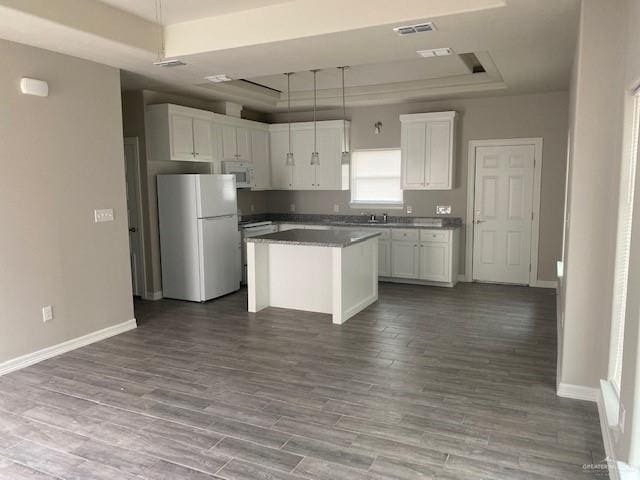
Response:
[[406, 205, 413, 214], [42, 305, 53, 323], [436, 205, 452, 215], [290, 203, 296, 212], [334, 204, 340, 213], [94, 208, 114, 223], [250, 204, 255, 212]]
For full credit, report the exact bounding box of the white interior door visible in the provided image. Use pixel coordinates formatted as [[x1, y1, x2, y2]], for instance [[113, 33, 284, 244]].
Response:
[[123, 138, 145, 296], [472, 144, 535, 284]]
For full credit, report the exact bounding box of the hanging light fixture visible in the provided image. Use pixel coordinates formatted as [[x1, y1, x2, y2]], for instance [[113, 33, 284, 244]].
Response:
[[338, 66, 350, 165], [310, 69, 320, 166], [152, 0, 186, 66], [285, 72, 295, 166]]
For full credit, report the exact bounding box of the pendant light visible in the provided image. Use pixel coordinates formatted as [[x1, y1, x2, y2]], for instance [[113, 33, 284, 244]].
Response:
[[310, 69, 320, 166], [285, 72, 295, 166], [154, 0, 165, 62], [339, 66, 350, 165]]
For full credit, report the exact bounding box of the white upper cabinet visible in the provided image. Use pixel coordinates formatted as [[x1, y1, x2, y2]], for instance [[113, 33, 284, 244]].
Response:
[[268, 120, 349, 190], [400, 111, 456, 190], [146, 104, 215, 162], [221, 124, 253, 162], [269, 129, 293, 188], [250, 129, 271, 190]]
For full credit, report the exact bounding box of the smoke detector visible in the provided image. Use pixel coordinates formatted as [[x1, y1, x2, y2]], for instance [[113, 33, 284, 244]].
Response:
[[205, 74, 233, 83], [393, 22, 436, 36], [153, 59, 186, 67], [417, 48, 453, 58]]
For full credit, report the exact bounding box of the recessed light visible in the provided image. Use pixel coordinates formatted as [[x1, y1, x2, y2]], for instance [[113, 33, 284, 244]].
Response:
[[393, 22, 436, 36], [153, 59, 186, 67], [417, 48, 453, 57], [205, 74, 233, 83]]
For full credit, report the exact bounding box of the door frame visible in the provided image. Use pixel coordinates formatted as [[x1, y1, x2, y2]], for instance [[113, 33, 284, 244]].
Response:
[[124, 136, 148, 297], [465, 138, 544, 286]]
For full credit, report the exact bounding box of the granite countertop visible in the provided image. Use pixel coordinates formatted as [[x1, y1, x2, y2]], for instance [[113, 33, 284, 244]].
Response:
[[239, 214, 462, 230], [275, 220, 460, 230], [246, 228, 381, 247]]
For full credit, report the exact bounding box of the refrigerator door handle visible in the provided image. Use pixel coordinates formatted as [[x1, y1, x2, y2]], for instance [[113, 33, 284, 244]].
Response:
[[202, 214, 235, 220]]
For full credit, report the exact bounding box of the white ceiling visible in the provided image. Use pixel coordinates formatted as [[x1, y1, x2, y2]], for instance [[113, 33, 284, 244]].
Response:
[[0, 0, 580, 112], [97, 0, 296, 24]]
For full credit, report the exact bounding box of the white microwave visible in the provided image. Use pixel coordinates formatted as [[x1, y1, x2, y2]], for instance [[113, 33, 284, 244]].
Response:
[[222, 161, 254, 188]]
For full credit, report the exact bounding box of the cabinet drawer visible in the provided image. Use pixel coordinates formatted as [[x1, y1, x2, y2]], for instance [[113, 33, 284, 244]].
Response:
[[392, 229, 419, 242], [420, 229, 451, 243]]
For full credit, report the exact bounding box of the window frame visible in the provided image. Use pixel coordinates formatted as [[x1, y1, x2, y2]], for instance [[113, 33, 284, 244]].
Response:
[[349, 148, 404, 209]]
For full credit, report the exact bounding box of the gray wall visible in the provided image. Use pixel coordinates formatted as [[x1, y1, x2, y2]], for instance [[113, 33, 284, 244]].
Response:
[[267, 92, 569, 282], [558, 0, 640, 465], [0, 39, 134, 364]]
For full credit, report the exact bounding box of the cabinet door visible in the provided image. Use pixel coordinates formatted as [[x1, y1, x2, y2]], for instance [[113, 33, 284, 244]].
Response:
[[170, 113, 195, 160], [315, 128, 342, 189], [221, 124, 237, 161], [420, 242, 450, 282], [378, 240, 391, 277], [269, 130, 293, 188], [236, 127, 252, 162], [251, 130, 270, 190], [292, 129, 316, 189], [391, 241, 419, 278], [426, 120, 452, 189], [192, 118, 213, 161], [401, 122, 426, 189]]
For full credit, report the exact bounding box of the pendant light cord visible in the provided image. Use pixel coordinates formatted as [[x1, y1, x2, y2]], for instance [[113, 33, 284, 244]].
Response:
[[341, 67, 347, 152], [313, 70, 317, 153], [287, 73, 292, 153]]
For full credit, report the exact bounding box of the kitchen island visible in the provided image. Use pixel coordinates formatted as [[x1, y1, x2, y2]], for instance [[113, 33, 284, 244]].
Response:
[[246, 229, 380, 324]]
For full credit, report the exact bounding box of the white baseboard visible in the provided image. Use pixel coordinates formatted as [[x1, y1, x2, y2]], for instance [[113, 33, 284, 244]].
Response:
[[596, 388, 620, 480], [143, 290, 163, 301], [0, 319, 137, 376], [532, 279, 558, 289], [557, 382, 599, 402]]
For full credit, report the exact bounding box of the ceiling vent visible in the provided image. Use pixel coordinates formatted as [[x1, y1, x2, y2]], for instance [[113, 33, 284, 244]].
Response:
[[417, 48, 453, 58], [393, 22, 435, 36], [153, 59, 186, 67]]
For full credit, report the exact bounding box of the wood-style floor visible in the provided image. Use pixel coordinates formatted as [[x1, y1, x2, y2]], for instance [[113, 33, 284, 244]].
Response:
[[0, 283, 606, 479]]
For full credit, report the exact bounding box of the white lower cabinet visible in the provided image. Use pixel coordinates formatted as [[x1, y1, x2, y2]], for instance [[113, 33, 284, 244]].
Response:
[[378, 240, 391, 277], [419, 242, 450, 282], [391, 241, 420, 279], [275, 223, 458, 286]]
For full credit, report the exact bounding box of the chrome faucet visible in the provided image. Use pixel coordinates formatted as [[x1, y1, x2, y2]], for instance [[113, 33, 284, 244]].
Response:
[[382, 213, 389, 224], [368, 213, 377, 223]]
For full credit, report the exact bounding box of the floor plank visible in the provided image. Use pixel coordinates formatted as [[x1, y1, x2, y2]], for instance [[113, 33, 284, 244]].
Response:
[[0, 283, 606, 479]]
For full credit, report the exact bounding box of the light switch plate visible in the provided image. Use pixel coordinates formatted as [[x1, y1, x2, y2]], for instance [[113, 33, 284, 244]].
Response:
[[436, 205, 452, 215], [94, 208, 114, 223], [290, 204, 296, 212], [333, 204, 340, 213], [250, 204, 255, 212], [406, 205, 413, 214], [42, 305, 53, 322]]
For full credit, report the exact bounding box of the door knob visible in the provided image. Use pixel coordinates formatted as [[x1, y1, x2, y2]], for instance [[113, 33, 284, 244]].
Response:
[[129, 227, 137, 233]]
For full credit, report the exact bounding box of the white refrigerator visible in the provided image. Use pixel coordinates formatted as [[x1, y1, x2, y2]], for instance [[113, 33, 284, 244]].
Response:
[[157, 174, 241, 302]]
